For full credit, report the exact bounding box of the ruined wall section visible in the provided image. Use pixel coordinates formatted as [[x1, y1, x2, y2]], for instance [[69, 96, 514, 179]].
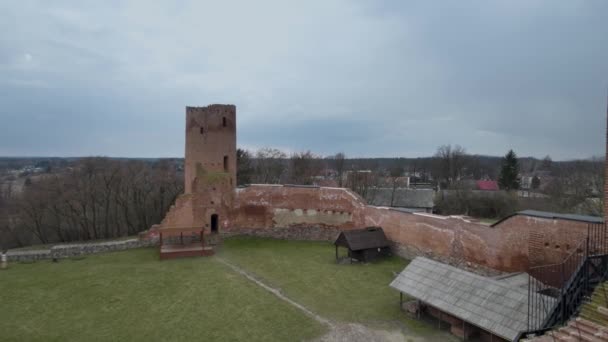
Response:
[[364, 207, 529, 271], [229, 185, 367, 231], [230, 185, 525, 270], [228, 185, 594, 273], [157, 194, 195, 228]]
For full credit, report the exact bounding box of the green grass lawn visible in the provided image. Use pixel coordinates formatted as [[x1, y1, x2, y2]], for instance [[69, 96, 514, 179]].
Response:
[[580, 281, 608, 326], [220, 237, 408, 324], [0, 248, 324, 342], [1, 237, 447, 341]]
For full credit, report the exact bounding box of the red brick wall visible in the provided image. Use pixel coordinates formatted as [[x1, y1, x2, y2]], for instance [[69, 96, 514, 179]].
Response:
[[501, 215, 588, 267], [155, 184, 592, 272], [226, 186, 591, 272]]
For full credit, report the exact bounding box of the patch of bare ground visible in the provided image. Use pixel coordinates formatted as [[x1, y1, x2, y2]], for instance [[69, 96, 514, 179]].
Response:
[[313, 323, 425, 342]]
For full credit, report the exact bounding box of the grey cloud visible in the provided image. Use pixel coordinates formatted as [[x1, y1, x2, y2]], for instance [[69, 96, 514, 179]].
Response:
[[0, 1, 607, 159]]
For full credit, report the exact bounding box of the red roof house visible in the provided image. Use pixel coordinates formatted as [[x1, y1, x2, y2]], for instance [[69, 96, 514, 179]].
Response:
[[476, 180, 499, 191]]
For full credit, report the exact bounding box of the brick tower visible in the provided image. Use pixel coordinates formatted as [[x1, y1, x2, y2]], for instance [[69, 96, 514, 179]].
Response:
[[605, 95, 608, 220], [184, 104, 237, 194], [153, 105, 237, 258]]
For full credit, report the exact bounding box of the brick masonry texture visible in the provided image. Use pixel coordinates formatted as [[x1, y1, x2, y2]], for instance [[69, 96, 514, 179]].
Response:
[[157, 183, 594, 273]]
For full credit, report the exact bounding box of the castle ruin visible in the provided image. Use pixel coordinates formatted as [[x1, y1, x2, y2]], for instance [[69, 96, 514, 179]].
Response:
[[153, 104, 602, 274]]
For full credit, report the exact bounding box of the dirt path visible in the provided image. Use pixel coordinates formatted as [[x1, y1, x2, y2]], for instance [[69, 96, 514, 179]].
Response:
[[216, 257, 332, 326], [216, 257, 435, 342]]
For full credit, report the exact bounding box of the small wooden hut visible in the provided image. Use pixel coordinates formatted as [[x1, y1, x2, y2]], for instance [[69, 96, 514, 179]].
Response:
[[334, 227, 391, 263]]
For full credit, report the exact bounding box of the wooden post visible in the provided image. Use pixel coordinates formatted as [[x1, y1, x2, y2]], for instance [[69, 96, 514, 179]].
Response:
[[438, 310, 441, 329], [335, 245, 338, 262], [1, 252, 7, 270], [399, 292, 403, 310], [463, 321, 466, 341]]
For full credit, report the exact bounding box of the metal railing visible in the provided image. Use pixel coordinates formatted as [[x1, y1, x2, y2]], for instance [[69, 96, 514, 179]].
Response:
[[524, 222, 608, 337]]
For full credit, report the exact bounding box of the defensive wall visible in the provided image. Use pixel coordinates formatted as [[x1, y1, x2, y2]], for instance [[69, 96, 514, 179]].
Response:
[[155, 184, 595, 273], [152, 104, 600, 273]]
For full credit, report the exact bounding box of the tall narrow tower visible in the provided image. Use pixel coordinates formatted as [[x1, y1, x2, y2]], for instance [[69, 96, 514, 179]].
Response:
[[605, 94, 608, 220], [184, 105, 237, 194]]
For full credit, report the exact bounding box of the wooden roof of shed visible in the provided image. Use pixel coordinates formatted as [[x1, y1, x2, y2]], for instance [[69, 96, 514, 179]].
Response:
[[390, 257, 555, 341], [334, 227, 389, 251]]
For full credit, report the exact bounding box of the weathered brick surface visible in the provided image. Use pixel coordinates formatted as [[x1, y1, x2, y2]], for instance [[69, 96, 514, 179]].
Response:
[[184, 105, 236, 194]]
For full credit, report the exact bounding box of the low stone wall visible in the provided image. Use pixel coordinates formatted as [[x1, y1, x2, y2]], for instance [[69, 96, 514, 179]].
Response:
[[5, 238, 158, 263], [5, 250, 51, 263], [51, 239, 157, 259]]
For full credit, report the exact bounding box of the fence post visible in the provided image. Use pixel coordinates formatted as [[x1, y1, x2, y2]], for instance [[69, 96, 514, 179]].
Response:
[[561, 261, 566, 325], [0, 252, 7, 270]]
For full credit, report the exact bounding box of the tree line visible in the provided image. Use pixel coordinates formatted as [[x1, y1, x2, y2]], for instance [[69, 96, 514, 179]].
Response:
[[0, 158, 182, 250], [1, 147, 603, 250]]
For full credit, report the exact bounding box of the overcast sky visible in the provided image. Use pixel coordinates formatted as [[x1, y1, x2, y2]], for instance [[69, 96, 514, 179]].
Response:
[[1, 1, 607, 160]]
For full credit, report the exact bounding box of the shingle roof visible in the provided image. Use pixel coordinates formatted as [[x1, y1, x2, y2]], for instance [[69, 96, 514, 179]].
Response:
[[492, 210, 603, 227], [334, 227, 390, 251], [390, 257, 555, 341], [367, 188, 435, 209]]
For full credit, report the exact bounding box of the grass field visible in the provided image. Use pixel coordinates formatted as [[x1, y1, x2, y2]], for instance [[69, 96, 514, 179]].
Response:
[[580, 281, 608, 326], [0, 248, 324, 342], [220, 237, 408, 324], [0, 237, 449, 341]]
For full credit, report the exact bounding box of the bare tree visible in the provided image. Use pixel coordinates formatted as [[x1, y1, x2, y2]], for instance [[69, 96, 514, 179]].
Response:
[[332, 152, 346, 187], [388, 164, 405, 207], [236, 148, 254, 185], [546, 158, 604, 215], [254, 148, 287, 184], [8, 158, 184, 248], [288, 151, 323, 185], [433, 144, 468, 188]]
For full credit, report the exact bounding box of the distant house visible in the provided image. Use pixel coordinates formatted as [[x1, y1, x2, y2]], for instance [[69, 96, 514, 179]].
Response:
[[476, 180, 499, 191], [334, 227, 391, 263], [366, 188, 435, 213]]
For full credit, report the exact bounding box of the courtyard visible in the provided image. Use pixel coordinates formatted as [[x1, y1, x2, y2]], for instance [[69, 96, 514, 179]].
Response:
[[0, 237, 457, 342]]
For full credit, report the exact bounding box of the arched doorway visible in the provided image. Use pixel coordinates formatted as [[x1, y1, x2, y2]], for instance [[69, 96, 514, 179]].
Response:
[[210, 214, 219, 234]]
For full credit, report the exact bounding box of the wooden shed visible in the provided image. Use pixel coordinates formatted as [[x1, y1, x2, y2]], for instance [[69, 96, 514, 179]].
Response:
[[334, 227, 391, 263]]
